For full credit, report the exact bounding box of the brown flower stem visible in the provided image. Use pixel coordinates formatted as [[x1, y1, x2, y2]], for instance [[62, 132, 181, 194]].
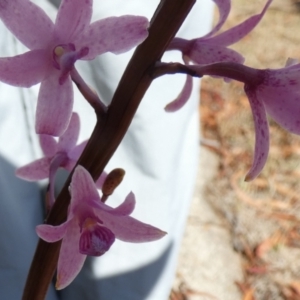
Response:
[[152, 61, 203, 78], [152, 61, 264, 86], [22, 0, 195, 299]]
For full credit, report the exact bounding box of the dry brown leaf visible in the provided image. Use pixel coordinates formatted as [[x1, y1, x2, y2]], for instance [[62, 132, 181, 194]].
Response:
[[255, 231, 285, 258], [245, 265, 268, 275], [290, 282, 300, 296], [243, 288, 255, 300]]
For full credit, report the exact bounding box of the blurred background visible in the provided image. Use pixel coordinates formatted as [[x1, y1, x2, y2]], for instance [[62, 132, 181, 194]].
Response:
[[171, 1, 300, 299]]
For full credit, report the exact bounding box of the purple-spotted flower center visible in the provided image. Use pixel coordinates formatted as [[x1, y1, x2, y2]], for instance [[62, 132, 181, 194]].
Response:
[[52, 43, 89, 84], [79, 218, 115, 256]]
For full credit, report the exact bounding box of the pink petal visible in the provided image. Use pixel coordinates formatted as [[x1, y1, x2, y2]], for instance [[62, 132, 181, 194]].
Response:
[[0, 50, 50, 87], [36, 219, 72, 242], [189, 42, 244, 64], [35, 68, 73, 136], [56, 218, 86, 290], [244, 86, 269, 181], [164, 75, 193, 112], [208, 0, 272, 46], [202, 0, 231, 38], [71, 166, 101, 207], [77, 16, 149, 60], [58, 112, 80, 152], [54, 0, 92, 41], [68, 140, 88, 160], [15, 157, 51, 181], [62, 159, 77, 173], [111, 192, 136, 216], [39, 134, 58, 157], [258, 66, 300, 134], [0, 0, 54, 49], [97, 212, 166, 243]]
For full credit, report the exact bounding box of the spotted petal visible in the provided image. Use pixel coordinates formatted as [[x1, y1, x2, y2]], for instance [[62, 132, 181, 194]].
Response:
[[40, 135, 58, 157], [54, 0, 93, 41], [98, 212, 166, 243], [16, 157, 52, 181], [209, 0, 272, 46], [189, 42, 244, 65], [0, 0, 54, 49], [258, 66, 300, 135], [77, 16, 149, 60], [56, 218, 86, 290], [244, 86, 269, 181], [202, 0, 231, 38], [36, 219, 72, 243], [110, 192, 136, 216], [35, 68, 73, 136], [0, 50, 50, 87], [70, 165, 101, 207], [68, 140, 88, 161], [165, 75, 193, 112], [58, 113, 80, 152]]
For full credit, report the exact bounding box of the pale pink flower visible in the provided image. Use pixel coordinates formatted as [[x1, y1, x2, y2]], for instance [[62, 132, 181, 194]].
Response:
[[165, 0, 272, 112], [16, 112, 106, 205], [188, 60, 300, 180], [0, 0, 148, 135], [244, 61, 300, 180], [37, 165, 166, 289]]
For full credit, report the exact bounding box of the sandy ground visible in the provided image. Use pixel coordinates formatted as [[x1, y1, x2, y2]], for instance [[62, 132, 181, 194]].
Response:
[[172, 147, 243, 300]]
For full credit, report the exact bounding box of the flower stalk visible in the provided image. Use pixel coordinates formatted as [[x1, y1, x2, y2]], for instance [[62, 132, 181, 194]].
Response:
[[152, 61, 264, 86]]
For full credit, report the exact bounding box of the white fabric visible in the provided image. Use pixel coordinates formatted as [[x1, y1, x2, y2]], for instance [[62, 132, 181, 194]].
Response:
[[0, 1, 213, 299]]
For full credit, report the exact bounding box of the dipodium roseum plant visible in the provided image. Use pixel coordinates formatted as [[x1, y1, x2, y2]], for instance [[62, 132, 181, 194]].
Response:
[[0, 0, 149, 136], [0, 0, 298, 299], [36, 165, 166, 289]]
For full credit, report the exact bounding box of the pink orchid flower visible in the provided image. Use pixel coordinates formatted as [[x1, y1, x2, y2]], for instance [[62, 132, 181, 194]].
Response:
[[244, 60, 300, 181], [36, 165, 166, 289], [0, 0, 148, 136], [165, 0, 272, 112], [187, 59, 300, 181], [16, 112, 105, 206]]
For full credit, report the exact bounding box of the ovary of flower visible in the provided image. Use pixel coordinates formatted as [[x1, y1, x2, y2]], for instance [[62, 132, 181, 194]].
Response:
[[244, 61, 300, 181], [0, 0, 149, 136], [165, 0, 272, 112], [36, 165, 166, 290]]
